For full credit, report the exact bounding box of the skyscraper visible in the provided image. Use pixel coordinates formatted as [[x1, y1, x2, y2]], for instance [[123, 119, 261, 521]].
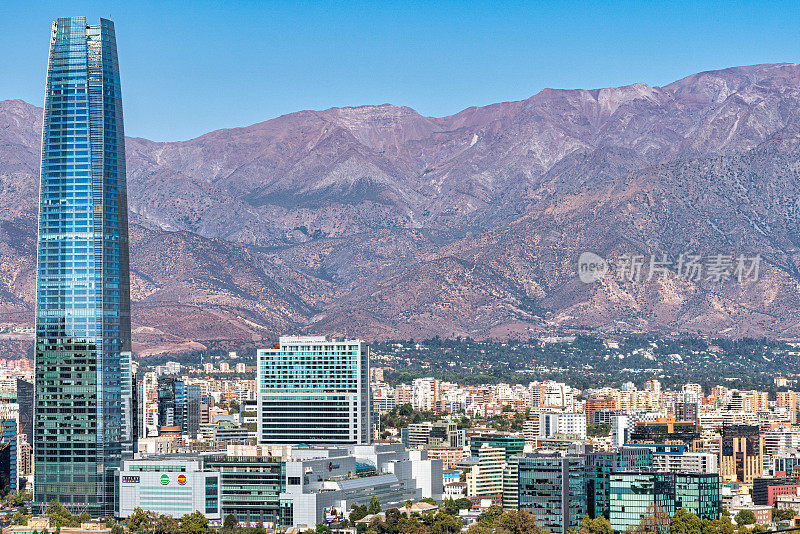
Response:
[[34, 17, 131, 515], [257, 336, 371, 445]]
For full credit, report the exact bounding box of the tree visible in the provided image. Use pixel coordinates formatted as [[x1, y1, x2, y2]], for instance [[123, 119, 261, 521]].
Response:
[[316, 523, 332, 534], [368, 496, 382, 515], [124, 507, 154, 534], [701, 517, 734, 534], [351, 504, 369, 521], [154, 514, 181, 534], [385, 508, 402, 527], [495, 510, 546, 534], [569, 515, 613, 534], [670, 509, 703, 534], [46, 500, 78, 529], [733, 510, 755, 527], [180, 511, 210, 534], [222, 514, 238, 531], [634, 504, 670, 534], [431, 512, 462, 534], [11, 510, 26, 526], [773, 507, 796, 522]]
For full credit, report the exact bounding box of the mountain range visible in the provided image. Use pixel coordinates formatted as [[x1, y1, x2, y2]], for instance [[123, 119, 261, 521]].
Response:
[[3, 63, 800, 355]]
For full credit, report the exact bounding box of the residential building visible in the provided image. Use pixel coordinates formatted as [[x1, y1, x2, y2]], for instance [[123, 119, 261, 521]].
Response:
[[466, 444, 504, 498], [720, 425, 763, 485], [540, 412, 587, 440], [469, 434, 525, 463], [653, 452, 718, 474]]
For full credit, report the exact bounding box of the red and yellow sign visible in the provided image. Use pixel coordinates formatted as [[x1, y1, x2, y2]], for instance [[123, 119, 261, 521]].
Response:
[[177, 474, 187, 485]]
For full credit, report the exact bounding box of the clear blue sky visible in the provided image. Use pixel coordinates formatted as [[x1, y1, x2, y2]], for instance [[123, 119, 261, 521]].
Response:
[[1, 0, 799, 141]]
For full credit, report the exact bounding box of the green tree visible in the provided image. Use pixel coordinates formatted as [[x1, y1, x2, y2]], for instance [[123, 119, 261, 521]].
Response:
[[368, 496, 382, 515], [180, 511, 209, 534], [495, 510, 546, 534], [701, 516, 734, 534], [154, 514, 181, 534], [222, 514, 238, 531], [733, 510, 755, 527], [670, 509, 703, 534], [124, 507, 153, 534], [569, 515, 613, 534], [11, 511, 26, 526], [46, 500, 78, 529], [316, 523, 332, 534], [634, 504, 670, 534], [351, 504, 369, 521], [773, 507, 796, 522], [431, 512, 462, 534]]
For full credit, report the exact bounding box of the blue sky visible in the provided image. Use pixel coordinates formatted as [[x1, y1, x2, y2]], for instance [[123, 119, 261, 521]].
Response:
[[1, 1, 799, 141]]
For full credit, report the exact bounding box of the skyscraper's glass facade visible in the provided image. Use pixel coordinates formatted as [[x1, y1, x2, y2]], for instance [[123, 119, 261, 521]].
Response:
[[34, 16, 131, 516]]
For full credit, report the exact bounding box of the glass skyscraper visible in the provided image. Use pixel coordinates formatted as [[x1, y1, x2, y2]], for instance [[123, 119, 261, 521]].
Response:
[[34, 17, 132, 515]]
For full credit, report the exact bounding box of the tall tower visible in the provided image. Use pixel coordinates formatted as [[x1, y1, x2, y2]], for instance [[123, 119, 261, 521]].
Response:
[[34, 17, 131, 515], [257, 336, 371, 445]]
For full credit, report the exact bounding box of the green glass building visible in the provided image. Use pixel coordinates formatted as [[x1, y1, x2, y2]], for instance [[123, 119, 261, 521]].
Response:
[[516, 453, 588, 534], [609, 472, 721, 532], [34, 17, 132, 515]]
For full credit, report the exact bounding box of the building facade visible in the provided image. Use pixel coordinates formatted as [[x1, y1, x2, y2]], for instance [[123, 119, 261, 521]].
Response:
[[258, 336, 371, 445], [720, 425, 763, 485], [34, 16, 132, 515], [610, 472, 721, 532], [114, 457, 221, 520], [516, 454, 587, 534]]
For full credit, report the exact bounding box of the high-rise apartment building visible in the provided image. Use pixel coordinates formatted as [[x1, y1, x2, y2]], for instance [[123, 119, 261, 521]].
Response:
[[257, 336, 371, 445], [720, 425, 764, 485], [34, 17, 132, 515]]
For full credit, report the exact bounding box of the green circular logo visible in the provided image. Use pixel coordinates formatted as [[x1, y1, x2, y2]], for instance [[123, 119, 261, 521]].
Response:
[[160, 474, 169, 485]]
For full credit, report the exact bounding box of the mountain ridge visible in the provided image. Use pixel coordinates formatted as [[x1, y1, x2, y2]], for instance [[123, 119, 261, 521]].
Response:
[[3, 63, 800, 355]]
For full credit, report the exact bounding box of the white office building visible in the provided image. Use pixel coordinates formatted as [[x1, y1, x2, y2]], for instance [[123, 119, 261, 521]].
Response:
[[114, 457, 221, 520], [280, 443, 442, 528], [539, 412, 587, 439], [258, 336, 371, 445], [653, 452, 718, 474]]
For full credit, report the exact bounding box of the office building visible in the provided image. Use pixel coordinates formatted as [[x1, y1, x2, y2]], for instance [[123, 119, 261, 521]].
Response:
[[610, 472, 721, 532], [653, 452, 718, 474], [752, 476, 800, 506], [157, 379, 202, 437], [629, 419, 700, 449], [15, 380, 33, 443], [516, 453, 587, 534], [469, 434, 525, 462], [540, 412, 587, 440], [258, 336, 370, 445], [281, 443, 434, 528], [720, 425, 763, 485], [114, 457, 221, 520], [34, 17, 132, 515], [584, 447, 653, 519], [0, 416, 18, 492], [203, 454, 285, 525]]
